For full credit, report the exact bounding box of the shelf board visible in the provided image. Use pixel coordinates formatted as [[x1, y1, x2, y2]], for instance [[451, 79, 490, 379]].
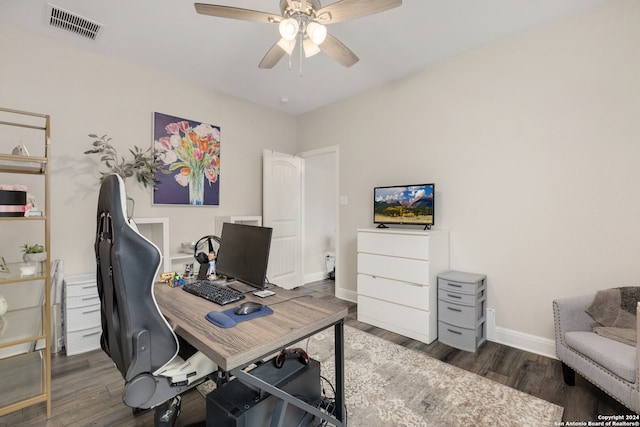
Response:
[[0, 154, 47, 174], [0, 262, 46, 284]]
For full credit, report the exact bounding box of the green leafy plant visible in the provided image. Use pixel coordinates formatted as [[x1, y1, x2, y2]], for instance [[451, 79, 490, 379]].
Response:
[[84, 134, 163, 189], [21, 244, 45, 254]]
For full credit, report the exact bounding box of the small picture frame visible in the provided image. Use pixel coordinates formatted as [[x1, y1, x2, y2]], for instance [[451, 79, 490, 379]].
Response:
[[0, 257, 9, 273]]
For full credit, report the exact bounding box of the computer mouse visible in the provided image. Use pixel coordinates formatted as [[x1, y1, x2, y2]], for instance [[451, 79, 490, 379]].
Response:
[[234, 301, 264, 315]]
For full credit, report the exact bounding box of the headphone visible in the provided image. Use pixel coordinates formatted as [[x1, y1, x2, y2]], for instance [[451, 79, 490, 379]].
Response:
[[193, 235, 221, 265]]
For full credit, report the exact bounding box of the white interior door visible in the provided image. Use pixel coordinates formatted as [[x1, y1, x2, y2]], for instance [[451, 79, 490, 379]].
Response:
[[263, 150, 304, 290]]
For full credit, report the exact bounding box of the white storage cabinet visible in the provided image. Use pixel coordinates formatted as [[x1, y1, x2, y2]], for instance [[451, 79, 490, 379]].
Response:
[[356, 228, 449, 344], [64, 274, 101, 356]]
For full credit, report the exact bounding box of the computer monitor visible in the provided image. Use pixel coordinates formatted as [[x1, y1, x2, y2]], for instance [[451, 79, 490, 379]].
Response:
[[215, 223, 273, 291]]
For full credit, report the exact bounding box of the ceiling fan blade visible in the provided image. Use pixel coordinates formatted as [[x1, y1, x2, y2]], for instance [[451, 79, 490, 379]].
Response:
[[259, 39, 288, 69], [319, 34, 359, 68], [195, 3, 280, 23], [317, 0, 402, 24]]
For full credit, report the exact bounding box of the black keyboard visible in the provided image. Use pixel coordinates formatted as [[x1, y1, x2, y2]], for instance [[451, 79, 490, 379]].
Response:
[[182, 280, 245, 306]]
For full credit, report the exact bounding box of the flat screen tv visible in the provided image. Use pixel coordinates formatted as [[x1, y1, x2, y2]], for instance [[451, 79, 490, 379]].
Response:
[[215, 223, 273, 290], [374, 184, 435, 229]]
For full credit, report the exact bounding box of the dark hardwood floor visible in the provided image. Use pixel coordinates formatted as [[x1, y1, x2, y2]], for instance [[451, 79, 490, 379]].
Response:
[[0, 279, 632, 426]]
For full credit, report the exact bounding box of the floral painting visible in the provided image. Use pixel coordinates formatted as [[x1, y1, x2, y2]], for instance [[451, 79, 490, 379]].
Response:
[[153, 112, 220, 205]]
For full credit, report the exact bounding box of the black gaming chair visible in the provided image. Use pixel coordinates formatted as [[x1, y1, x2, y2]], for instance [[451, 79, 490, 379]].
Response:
[[95, 174, 217, 426]]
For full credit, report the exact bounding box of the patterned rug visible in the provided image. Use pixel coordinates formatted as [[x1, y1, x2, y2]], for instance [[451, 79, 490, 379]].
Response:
[[199, 325, 564, 426]]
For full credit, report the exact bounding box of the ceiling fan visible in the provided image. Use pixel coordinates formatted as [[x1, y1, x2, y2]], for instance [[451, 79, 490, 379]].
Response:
[[194, 0, 402, 69]]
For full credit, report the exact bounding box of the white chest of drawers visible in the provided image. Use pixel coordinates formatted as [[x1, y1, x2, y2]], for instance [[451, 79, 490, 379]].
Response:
[[64, 274, 102, 356], [356, 228, 449, 344]]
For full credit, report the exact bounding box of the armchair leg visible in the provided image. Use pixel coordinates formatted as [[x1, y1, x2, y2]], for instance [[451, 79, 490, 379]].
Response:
[[561, 362, 576, 386], [153, 396, 181, 427]]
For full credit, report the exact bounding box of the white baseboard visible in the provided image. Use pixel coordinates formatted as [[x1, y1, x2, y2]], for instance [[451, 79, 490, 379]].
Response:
[[335, 286, 357, 303], [304, 271, 328, 284], [490, 326, 557, 359]]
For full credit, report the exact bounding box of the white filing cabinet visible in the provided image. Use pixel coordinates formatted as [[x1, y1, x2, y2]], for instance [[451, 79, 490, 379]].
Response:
[[437, 271, 487, 352], [64, 274, 101, 356], [356, 228, 449, 344]]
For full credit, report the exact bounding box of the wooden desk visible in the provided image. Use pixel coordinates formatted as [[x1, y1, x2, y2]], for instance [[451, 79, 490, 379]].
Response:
[[154, 283, 347, 426]]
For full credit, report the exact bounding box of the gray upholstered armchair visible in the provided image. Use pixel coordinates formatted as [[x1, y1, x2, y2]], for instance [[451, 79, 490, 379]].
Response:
[[553, 293, 640, 413]]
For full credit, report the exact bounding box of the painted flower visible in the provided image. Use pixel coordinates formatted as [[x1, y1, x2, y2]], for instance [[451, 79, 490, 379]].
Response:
[[154, 120, 220, 188]]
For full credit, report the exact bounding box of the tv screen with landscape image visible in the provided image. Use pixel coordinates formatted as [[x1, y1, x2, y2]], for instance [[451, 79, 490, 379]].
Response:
[[374, 184, 435, 228]]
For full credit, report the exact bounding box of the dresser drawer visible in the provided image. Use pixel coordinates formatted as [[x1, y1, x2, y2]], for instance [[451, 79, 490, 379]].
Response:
[[357, 231, 430, 260], [438, 285, 477, 305], [358, 274, 432, 311], [438, 321, 485, 353], [358, 253, 430, 285], [66, 303, 101, 331], [65, 281, 98, 298], [438, 298, 485, 327], [357, 295, 436, 343], [66, 293, 100, 309], [66, 325, 102, 356]]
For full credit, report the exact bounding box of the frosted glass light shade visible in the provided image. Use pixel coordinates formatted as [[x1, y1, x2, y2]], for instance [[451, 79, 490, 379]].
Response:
[[277, 38, 296, 55], [306, 22, 327, 45], [303, 38, 320, 57], [279, 18, 299, 41]]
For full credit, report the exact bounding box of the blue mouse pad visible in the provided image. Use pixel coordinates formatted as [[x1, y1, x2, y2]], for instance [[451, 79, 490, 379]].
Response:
[[205, 306, 274, 328]]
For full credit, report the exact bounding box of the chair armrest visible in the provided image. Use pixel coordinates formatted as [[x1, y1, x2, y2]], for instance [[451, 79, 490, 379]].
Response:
[[553, 294, 595, 345]]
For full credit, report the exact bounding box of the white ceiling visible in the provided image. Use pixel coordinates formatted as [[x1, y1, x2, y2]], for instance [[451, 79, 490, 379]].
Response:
[[1, 0, 611, 115]]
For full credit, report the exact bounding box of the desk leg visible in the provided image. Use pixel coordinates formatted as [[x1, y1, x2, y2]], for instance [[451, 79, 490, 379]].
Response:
[[335, 320, 345, 423]]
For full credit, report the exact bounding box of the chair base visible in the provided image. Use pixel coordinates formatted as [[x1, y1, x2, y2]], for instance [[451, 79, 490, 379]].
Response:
[[153, 396, 181, 427]]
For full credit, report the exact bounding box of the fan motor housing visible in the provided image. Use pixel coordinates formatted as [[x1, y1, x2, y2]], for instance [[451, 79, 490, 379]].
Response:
[[280, 0, 321, 17]]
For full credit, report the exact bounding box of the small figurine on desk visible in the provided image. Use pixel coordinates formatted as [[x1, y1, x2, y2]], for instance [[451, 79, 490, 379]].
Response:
[[206, 252, 217, 280]]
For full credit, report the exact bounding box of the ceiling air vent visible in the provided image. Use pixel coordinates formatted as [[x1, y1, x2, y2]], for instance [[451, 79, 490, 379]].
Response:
[[46, 4, 104, 41]]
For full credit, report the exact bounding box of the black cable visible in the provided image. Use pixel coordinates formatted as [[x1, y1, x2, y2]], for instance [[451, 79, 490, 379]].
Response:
[[264, 294, 314, 308]]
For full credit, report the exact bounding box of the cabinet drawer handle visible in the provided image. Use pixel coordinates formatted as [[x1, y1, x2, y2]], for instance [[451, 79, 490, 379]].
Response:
[[83, 331, 101, 338], [82, 308, 100, 314], [447, 307, 462, 312], [446, 283, 462, 288], [446, 293, 462, 299], [447, 329, 462, 335]]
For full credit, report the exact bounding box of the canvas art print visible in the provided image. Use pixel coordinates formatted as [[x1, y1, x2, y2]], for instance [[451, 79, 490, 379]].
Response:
[[153, 112, 220, 205]]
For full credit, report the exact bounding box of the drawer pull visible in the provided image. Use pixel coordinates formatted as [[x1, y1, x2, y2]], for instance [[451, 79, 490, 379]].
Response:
[[82, 308, 100, 314], [447, 307, 462, 312], [447, 328, 462, 335], [446, 293, 462, 299], [446, 283, 462, 288], [83, 331, 101, 338]]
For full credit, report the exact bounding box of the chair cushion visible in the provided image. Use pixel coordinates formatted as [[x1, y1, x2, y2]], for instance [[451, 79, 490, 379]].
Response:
[[565, 331, 636, 383]]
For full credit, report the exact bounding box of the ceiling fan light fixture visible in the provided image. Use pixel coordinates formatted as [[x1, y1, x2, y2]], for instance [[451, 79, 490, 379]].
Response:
[[303, 37, 320, 57], [306, 21, 327, 45], [277, 37, 296, 55], [279, 18, 299, 41]]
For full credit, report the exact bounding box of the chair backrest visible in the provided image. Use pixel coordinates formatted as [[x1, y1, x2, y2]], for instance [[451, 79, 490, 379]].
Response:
[[95, 174, 178, 381]]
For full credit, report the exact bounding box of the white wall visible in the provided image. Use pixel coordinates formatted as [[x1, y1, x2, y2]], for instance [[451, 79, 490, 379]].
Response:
[[0, 23, 296, 276], [303, 149, 337, 282], [296, 0, 640, 344]]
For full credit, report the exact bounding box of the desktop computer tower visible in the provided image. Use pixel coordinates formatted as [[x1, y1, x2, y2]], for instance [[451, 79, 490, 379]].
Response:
[[206, 358, 321, 427]]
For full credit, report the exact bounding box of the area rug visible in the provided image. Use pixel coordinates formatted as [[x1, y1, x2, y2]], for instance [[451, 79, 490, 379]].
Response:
[[199, 325, 564, 426]]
